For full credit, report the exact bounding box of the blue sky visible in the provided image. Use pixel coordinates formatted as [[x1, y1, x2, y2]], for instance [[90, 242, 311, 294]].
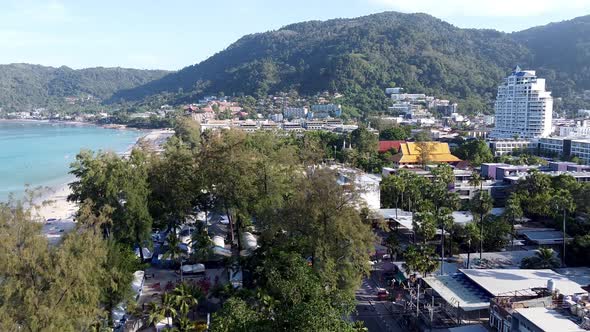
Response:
[[1, 0, 589, 70]]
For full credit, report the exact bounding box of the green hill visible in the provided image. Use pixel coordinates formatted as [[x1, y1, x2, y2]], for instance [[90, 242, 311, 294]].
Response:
[[0, 64, 169, 111], [112, 12, 535, 114], [512, 15, 590, 96], [112, 12, 590, 115], [4, 12, 590, 115]]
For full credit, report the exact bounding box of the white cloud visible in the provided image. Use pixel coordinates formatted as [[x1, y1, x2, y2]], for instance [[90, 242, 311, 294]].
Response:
[[369, 0, 590, 17]]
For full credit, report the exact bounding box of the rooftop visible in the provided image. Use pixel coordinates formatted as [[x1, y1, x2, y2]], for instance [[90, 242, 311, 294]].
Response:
[[460, 269, 587, 296], [515, 307, 585, 332], [392, 142, 461, 164], [518, 229, 572, 245], [423, 274, 491, 311]]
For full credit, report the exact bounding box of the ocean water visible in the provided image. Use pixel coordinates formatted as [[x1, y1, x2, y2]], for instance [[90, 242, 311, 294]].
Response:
[[0, 121, 143, 202]]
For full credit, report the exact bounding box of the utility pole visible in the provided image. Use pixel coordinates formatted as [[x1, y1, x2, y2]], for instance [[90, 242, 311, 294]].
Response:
[[562, 208, 566, 267], [467, 238, 471, 269], [441, 223, 445, 275], [416, 282, 420, 317]]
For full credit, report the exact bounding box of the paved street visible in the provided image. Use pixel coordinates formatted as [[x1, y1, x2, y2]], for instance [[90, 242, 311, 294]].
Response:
[[352, 278, 404, 332]]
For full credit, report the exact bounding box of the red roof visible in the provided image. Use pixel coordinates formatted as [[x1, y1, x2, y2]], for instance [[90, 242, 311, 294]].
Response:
[[379, 141, 405, 153]]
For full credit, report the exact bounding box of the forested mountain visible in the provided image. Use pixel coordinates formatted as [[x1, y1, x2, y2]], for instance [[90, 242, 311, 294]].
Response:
[[3, 12, 590, 115], [512, 15, 590, 97], [111, 12, 590, 114], [0, 64, 168, 111]]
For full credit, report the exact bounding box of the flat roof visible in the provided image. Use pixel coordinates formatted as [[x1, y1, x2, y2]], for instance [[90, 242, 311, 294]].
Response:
[[423, 274, 490, 311], [460, 269, 587, 296], [519, 229, 572, 244], [554, 267, 590, 287], [515, 307, 584, 332]]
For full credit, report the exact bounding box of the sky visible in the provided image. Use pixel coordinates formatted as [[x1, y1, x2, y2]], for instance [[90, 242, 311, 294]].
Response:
[[1, 0, 589, 70]]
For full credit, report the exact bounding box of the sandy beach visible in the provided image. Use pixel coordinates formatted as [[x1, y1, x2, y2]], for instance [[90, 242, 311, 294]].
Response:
[[31, 184, 78, 245], [30, 129, 174, 244], [33, 184, 77, 222]]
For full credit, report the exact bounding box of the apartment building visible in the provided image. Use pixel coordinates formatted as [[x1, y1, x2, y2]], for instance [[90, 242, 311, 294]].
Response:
[[491, 67, 553, 139]]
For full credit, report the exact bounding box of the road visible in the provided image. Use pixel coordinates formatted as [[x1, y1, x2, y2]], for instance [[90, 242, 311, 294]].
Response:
[[352, 278, 404, 332]]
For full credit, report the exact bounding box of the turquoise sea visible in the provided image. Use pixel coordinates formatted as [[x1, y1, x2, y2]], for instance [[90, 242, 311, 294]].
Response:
[[0, 120, 143, 202]]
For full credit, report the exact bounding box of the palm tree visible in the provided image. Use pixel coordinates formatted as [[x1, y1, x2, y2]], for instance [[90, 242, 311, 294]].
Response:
[[552, 189, 575, 266], [504, 194, 523, 249], [164, 232, 185, 277], [436, 207, 454, 275], [384, 234, 402, 260], [161, 293, 178, 328], [470, 191, 493, 259], [521, 248, 560, 269], [145, 302, 164, 328], [172, 283, 200, 319], [191, 222, 213, 262]]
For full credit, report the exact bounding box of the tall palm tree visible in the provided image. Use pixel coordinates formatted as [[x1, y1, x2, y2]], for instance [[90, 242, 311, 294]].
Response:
[[436, 207, 454, 275], [164, 232, 184, 271], [504, 194, 523, 249], [552, 189, 575, 266], [470, 191, 493, 259]]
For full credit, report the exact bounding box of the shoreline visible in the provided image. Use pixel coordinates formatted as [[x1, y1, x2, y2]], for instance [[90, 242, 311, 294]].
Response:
[[0, 118, 93, 126], [32, 128, 174, 222], [1, 123, 174, 243]]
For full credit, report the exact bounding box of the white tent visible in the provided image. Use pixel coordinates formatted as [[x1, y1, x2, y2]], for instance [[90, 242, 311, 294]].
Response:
[[182, 264, 205, 275], [135, 247, 153, 260], [241, 232, 258, 250], [212, 235, 225, 248], [131, 270, 145, 299]]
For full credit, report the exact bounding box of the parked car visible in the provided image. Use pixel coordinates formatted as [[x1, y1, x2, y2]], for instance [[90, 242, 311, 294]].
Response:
[[377, 288, 389, 301]]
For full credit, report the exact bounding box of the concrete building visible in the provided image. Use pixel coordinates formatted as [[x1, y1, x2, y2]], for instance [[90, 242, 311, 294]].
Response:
[[488, 140, 538, 156], [491, 67, 553, 139], [305, 120, 325, 130], [310, 104, 342, 117], [282, 122, 304, 131], [283, 107, 308, 119], [269, 113, 284, 122], [539, 137, 590, 164]]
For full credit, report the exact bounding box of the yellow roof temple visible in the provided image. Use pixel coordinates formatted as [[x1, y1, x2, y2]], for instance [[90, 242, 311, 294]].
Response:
[[392, 142, 462, 165]]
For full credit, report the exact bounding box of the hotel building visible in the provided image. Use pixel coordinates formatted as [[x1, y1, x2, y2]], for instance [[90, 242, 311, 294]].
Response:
[[491, 67, 553, 139]]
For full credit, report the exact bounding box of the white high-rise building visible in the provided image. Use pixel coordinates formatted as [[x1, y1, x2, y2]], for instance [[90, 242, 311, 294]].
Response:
[[491, 66, 553, 139]]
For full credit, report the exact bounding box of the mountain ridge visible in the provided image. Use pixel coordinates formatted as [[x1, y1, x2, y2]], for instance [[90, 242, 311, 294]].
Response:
[[0, 63, 170, 111], [3, 12, 590, 114]]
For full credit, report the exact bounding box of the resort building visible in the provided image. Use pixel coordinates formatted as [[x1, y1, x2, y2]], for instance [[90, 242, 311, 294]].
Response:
[[391, 142, 461, 166], [539, 137, 590, 164], [283, 107, 308, 119], [491, 67, 553, 139], [488, 140, 538, 156]]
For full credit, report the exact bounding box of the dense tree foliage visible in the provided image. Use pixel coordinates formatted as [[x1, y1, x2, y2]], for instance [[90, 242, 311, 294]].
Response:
[[0, 64, 168, 111], [211, 251, 358, 332], [454, 139, 493, 166], [0, 198, 112, 331]]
